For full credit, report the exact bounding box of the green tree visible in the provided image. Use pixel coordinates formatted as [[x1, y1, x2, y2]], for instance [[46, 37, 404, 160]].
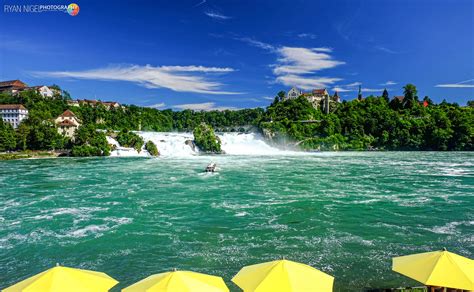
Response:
[[72, 124, 110, 156], [145, 140, 159, 156], [403, 84, 418, 101], [116, 129, 144, 152], [0, 121, 16, 151], [15, 123, 30, 151], [382, 89, 389, 101], [193, 123, 221, 153]]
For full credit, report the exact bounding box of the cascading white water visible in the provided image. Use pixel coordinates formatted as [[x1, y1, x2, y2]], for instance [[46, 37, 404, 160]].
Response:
[[107, 131, 284, 157], [106, 136, 149, 157], [139, 132, 197, 156], [219, 132, 282, 155]]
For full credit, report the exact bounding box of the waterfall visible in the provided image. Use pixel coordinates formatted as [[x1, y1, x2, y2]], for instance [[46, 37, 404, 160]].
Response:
[[106, 132, 284, 157], [219, 133, 283, 155]]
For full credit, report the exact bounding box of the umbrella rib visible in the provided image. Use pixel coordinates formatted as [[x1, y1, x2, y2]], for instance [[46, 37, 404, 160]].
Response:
[[442, 254, 473, 289], [424, 253, 444, 284], [253, 261, 282, 291]]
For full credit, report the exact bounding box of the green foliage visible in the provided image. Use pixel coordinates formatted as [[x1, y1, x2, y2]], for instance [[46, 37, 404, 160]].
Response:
[[382, 89, 389, 101], [193, 123, 222, 153], [116, 129, 144, 152], [71, 103, 264, 132], [72, 124, 110, 156], [403, 84, 418, 100], [0, 120, 16, 151], [71, 145, 104, 157], [15, 123, 30, 151], [0, 90, 68, 151], [261, 86, 473, 151], [1, 84, 472, 154], [145, 140, 159, 156]]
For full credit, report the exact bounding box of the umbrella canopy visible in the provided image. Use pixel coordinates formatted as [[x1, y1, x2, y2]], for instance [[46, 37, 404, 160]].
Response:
[[232, 259, 334, 292], [122, 270, 229, 292], [2, 265, 118, 292], [392, 249, 474, 290]]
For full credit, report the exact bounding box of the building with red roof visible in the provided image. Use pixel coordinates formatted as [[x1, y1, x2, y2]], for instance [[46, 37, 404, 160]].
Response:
[[55, 110, 81, 139]]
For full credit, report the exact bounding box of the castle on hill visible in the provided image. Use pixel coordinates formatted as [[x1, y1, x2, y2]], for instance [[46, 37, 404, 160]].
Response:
[[284, 87, 341, 113]]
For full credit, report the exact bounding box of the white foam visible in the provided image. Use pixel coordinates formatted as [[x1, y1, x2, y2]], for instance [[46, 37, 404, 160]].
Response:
[[107, 131, 294, 157], [68, 224, 111, 238], [219, 132, 283, 155], [428, 221, 473, 235]]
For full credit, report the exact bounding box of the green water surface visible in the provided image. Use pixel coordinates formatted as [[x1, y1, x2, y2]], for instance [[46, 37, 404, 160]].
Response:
[[0, 152, 473, 291]]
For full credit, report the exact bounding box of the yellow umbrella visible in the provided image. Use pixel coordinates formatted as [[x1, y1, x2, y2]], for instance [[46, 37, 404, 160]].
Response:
[[122, 270, 229, 292], [392, 249, 474, 290], [2, 264, 118, 292], [232, 259, 334, 292]]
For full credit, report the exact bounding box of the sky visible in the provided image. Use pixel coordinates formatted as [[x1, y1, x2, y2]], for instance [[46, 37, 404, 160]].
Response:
[[0, 0, 473, 110]]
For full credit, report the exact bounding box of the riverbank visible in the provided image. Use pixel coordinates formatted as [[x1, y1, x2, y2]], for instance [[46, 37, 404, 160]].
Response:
[[0, 150, 67, 160]]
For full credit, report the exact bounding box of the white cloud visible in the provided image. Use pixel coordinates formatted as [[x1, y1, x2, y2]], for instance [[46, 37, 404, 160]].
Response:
[[380, 80, 397, 86], [146, 102, 166, 109], [361, 88, 385, 92], [435, 79, 474, 88], [271, 47, 344, 90], [345, 82, 362, 87], [297, 33, 317, 39], [234, 36, 344, 91], [204, 11, 231, 20], [375, 46, 398, 54], [33, 64, 240, 95], [436, 84, 474, 88], [276, 74, 342, 90], [332, 82, 386, 93], [158, 65, 234, 72], [262, 96, 275, 100], [312, 47, 333, 53], [194, 0, 206, 7], [234, 37, 275, 51], [273, 47, 344, 75], [332, 87, 352, 92], [173, 102, 237, 111]]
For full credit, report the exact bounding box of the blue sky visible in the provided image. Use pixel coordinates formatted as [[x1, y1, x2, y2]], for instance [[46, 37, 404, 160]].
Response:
[[0, 0, 473, 110]]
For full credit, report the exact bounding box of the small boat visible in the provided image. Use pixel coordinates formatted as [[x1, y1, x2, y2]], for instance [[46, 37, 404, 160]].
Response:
[[205, 162, 216, 173]]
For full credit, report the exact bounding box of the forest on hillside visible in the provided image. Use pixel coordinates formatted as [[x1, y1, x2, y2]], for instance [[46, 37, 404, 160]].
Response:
[[0, 84, 473, 153]]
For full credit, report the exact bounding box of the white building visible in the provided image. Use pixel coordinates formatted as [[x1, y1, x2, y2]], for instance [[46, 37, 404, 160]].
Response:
[[55, 110, 81, 139], [28, 85, 55, 98], [0, 104, 28, 128], [286, 87, 302, 100], [284, 87, 341, 114]]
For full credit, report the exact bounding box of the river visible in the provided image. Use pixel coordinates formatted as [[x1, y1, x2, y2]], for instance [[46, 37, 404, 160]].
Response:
[[0, 132, 473, 291]]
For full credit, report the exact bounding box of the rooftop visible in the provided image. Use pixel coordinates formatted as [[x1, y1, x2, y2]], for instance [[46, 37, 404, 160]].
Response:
[[0, 104, 27, 110], [0, 80, 27, 88], [312, 89, 327, 95], [59, 109, 77, 118], [57, 119, 78, 127]]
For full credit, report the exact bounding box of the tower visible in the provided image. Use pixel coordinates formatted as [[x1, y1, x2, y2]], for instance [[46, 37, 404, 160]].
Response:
[[324, 94, 330, 114], [357, 85, 363, 101]]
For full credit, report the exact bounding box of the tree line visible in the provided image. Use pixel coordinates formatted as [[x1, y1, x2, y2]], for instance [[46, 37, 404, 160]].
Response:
[[0, 89, 264, 154], [263, 84, 473, 151], [0, 84, 472, 153]]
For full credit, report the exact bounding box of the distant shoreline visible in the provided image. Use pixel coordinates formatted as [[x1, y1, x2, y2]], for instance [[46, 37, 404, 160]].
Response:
[[0, 150, 64, 160], [1, 148, 471, 161]]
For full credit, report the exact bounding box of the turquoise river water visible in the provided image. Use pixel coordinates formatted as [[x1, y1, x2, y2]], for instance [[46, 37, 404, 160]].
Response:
[[0, 152, 473, 291]]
